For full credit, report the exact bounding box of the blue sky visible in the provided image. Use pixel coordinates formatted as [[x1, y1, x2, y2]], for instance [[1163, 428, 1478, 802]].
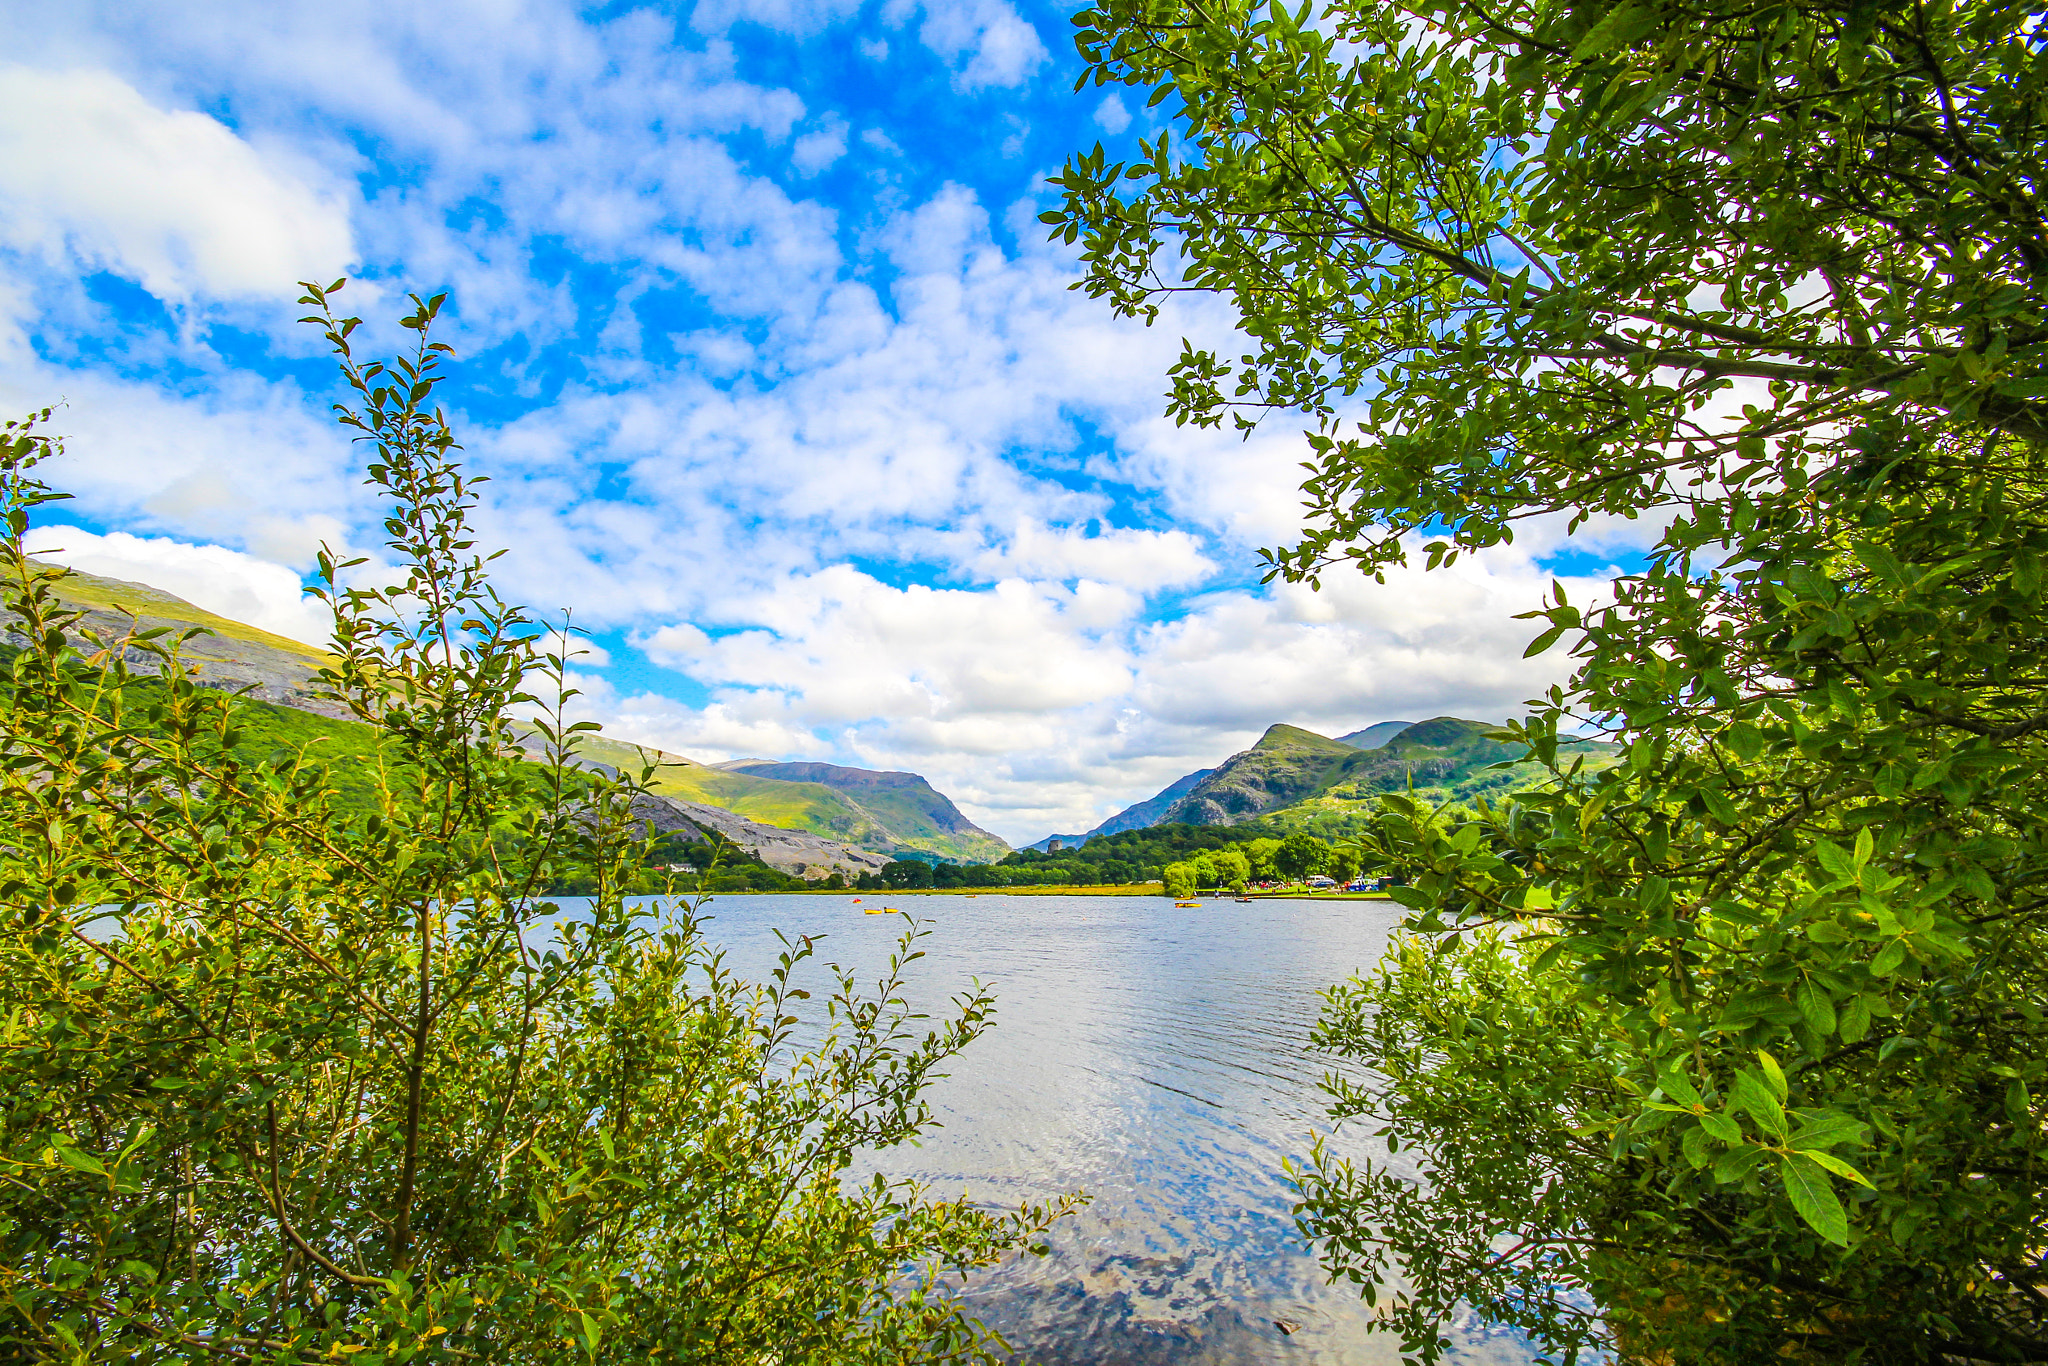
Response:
[[0, 0, 1645, 842]]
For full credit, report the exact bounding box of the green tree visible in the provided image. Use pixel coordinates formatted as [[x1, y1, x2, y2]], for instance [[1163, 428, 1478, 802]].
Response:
[[883, 859, 936, 889], [1273, 833, 1329, 882], [1325, 845, 1361, 885], [1054, 0, 2048, 1359], [1211, 848, 1251, 891], [0, 286, 1072, 1364], [1162, 862, 1197, 899]]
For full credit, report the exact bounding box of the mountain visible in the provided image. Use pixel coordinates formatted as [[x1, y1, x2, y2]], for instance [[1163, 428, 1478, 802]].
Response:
[[22, 561, 915, 878], [1157, 724, 1364, 825], [1023, 766, 1215, 852], [1088, 766, 1215, 838], [30, 558, 345, 716], [1337, 720, 1413, 749], [571, 736, 910, 856], [718, 760, 1010, 863], [1101, 717, 1621, 833]]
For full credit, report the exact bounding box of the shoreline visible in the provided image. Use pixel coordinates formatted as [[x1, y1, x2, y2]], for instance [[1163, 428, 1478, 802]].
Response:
[[712, 885, 1394, 901]]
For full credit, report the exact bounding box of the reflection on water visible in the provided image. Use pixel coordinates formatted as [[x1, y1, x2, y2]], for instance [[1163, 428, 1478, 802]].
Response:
[[680, 892, 1539, 1366]]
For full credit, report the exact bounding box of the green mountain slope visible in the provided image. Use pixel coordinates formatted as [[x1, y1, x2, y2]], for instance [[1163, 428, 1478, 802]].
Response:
[[571, 738, 901, 850], [31, 559, 343, 715], [719, 761, 1009, 862], [1158, 723, 1365, 825], [29, 559, 1001, 866], [1157, 717, 1621, 831]]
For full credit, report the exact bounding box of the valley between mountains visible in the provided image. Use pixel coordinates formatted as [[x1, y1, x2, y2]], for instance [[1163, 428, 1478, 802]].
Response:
[[35, 558, 1616, 883]]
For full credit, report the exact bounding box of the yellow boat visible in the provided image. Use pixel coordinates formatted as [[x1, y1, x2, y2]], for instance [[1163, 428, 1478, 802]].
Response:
[[864, 907, 901, 915], [1173, 900, 1199, 908]]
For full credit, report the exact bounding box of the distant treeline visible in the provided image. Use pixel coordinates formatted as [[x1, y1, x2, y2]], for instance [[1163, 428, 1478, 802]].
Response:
[[856, 822, 1312, 890], [575, 822, 1363, 895]]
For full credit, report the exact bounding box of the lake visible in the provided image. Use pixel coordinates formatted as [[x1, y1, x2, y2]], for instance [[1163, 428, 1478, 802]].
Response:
[[681, 891, 1541, 1366]]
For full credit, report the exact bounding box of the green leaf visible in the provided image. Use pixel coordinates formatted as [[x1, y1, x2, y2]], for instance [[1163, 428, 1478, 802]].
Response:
[[1724, 723, 1764, 761], [49, 1143, 105, 1176], [1681, 1122, 1712, 1167], [1731, 1070, 1786, 1136], [1712, 1142, 1764, 1183], [1796, 1148, 1874, 1188], [1570, 2, 1652, 57], [1795, 982, 1838, 1035], [1757, 1049, 1788, 1102], [1699, 1110, 1742, 1144], [1790, 1109, 1870, 1151], [1841, 994, 1873, 1044], [1657, 1066, 1702, 1107], [1781, 1153, 1850, 1246]]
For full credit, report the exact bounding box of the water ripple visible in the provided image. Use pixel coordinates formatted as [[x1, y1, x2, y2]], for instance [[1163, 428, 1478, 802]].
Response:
[[679, 892, 1541, 1366]]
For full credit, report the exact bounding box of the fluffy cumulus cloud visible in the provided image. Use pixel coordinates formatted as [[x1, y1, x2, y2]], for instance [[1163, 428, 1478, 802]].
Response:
[[568, 531, 1627, 837], [0, 0, 1646, 845], [0, 65, 354, 305]]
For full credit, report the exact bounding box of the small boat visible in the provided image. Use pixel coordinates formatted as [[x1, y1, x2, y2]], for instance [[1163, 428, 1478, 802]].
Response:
[[1235, 896, 1253, 903], [1173, 900, 1199, 908], [864, 906, 901, 915]]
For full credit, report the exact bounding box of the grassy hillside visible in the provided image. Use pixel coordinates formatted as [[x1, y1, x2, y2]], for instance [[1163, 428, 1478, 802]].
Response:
[[26, 562, 989, 863], [1159, 723, 1364, 825], [31, 559, 343, 715], [568, 737, 900, 849], [37, 560, 327, 658], [720, 760, 1009, 862], [1154, 717, 1620, 834], [1263, 722, 1620, 837]]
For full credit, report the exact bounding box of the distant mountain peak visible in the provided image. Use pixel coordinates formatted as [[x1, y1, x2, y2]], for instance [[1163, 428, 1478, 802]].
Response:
[[1384, 716, 1499, 750], [1251, 722, 1353, 753], [1336, 720, 1414, 750]]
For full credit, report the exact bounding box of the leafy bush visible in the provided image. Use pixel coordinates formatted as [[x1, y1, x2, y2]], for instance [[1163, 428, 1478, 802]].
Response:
[[0, 286, 1071, 1364]]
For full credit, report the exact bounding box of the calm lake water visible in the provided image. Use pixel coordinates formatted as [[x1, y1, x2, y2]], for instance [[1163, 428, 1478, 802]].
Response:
[[679, 891, 1541, 1366]]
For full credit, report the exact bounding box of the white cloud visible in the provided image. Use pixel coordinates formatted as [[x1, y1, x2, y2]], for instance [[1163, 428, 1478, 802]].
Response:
[[0, 5, 1647, 849], [1094, 93, 1130, 133], [965, 523, 1211, 592], [791, 113, 849, 175], [0, 367, 360, 565], [909, 0, 1047, 89], [22, 526, 332, 646], [689, 0, 864, 36], [0, 65, 353, 303], [572, 529, 1616, 842]]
